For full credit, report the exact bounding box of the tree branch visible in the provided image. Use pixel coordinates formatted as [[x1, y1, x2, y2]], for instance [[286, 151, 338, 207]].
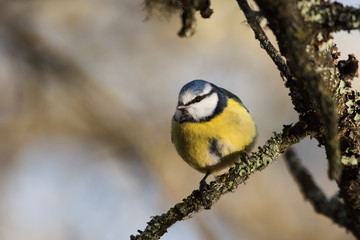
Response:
[[130, 122, 312, 240], [336, 79, 360, 238], [298, 1, 360, 32], [253, 0, 342, 181], [284, 148, 351, 229], [249, 0, 360, 235]]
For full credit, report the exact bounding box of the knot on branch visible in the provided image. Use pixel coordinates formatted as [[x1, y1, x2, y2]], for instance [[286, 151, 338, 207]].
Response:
[[337, 54, 359, 82]]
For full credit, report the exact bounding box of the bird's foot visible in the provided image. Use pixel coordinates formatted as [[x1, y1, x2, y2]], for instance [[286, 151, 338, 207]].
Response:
[[239, 151, 250, 165], [199, 172, 211, 209]]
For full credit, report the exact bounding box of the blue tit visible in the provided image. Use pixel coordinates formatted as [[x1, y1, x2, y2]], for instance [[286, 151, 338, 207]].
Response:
[[171, 79, 257, 187]]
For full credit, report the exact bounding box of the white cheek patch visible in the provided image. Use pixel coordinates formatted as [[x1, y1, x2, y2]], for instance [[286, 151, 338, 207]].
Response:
[[187, 92, 218, 121], [181, 91, 196, 105]]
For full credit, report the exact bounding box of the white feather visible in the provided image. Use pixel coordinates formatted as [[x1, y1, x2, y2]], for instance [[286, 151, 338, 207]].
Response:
[[180, 83, 212, 105], [186, 92, 218, 121]]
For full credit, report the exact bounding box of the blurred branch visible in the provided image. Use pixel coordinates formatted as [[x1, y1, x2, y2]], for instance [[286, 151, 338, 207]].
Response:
[[144, 0, 213, 37], [131, 122, 313, 240], [0, 5, 150, 158], [284, 148, 350, 229]]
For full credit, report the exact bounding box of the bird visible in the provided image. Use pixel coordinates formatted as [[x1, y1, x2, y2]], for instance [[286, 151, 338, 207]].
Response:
[[171, 79, 257, 190]]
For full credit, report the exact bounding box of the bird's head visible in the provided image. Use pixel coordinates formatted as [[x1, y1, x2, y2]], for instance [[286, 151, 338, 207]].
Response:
[[174, 80, 227, 123]]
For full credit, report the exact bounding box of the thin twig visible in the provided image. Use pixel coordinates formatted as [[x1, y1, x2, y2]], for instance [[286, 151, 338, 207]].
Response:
[[236, 0, 292, 82]]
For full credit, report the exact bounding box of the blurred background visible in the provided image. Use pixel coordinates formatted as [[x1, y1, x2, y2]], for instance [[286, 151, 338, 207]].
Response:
[[0, 0, 359, 239]]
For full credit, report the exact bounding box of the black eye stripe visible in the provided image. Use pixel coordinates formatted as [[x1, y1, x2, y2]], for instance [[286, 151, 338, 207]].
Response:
[[185, 90, 215, 106]]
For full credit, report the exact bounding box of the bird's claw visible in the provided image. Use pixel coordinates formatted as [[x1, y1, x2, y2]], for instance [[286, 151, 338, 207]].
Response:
[[199, 172, 211, 209]]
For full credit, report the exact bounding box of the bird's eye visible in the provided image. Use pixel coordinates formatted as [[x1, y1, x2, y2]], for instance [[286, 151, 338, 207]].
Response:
[[194, 96, 202, 102]]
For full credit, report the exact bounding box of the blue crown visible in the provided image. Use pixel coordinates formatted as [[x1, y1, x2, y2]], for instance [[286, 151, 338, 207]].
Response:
[[179, 79, 210, 96]]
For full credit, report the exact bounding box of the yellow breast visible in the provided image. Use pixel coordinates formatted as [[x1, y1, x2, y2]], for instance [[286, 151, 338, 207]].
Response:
[[171, 99, 257, 173]]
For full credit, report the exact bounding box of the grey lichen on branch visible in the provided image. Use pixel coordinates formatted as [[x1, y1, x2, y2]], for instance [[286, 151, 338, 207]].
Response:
[[298, 0, 360, 32], [130, 122, 312, 240], [253, 0, 360, 236]]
